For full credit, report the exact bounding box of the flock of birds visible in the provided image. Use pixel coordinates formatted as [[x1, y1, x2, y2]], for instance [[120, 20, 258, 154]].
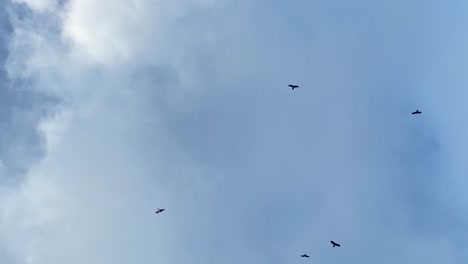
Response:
[[301, 241, 341, 258], [287, 84, 423, 115], [154, 83, 423, 259], [156, 206, 340, 257]]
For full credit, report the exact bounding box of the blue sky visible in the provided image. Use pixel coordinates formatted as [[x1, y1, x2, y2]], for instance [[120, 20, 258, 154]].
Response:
[[0, 1, 468, 263]]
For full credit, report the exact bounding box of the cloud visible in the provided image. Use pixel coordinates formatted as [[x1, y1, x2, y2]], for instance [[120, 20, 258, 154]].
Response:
[[0, 0, 254, 263], [0, 1, 467, 264], [12, 0, 58, 13]]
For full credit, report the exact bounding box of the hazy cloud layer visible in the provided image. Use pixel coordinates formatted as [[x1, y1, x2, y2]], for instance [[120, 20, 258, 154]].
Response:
[[0, 1, 468, 264]]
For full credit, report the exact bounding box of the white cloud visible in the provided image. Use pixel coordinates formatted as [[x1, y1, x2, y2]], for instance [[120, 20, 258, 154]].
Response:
[[1, 0, 232, 263], [61, 0, 220, 67]]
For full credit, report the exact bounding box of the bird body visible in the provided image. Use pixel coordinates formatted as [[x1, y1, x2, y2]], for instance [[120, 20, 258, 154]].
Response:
[[330, 241, 340, 247]]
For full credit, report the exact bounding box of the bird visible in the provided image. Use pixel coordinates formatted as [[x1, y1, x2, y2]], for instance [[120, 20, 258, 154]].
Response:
[[301, 254, 310, 258], [330, 241, 340, 247], [412, 110, 422, 115], [155, 208, 165, 214], [288, 84, 299, 90]]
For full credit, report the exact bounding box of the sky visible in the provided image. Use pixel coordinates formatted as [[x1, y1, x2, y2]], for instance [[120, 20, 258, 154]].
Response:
[[0, 0, 468, 263]]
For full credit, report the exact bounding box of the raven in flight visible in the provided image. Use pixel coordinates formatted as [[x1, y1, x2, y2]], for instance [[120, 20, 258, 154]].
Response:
[[301, 254, 310, 258], [412, 110, 422, 115], [330, 241, 340, 247], [288, 84, 299, 90], [155, 208, 165, 214]]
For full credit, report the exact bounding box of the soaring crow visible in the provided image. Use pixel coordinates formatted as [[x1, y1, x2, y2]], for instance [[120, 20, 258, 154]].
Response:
[[412, 110, 422, 114], [288, 84, 299, 90], [301, 254, 310, 258], [155, 208, 165, 214], [330, 241, 340, 247]]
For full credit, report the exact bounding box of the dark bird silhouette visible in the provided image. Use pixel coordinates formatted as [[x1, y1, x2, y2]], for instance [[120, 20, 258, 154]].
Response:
[[330, 241, 340, 247], [301, 254, 310, 258], [288, 84, 299, 90], [155, 208, 165, 214], [412, 110, 422, 114]]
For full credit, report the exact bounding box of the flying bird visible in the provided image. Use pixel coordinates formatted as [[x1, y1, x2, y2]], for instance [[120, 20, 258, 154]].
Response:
[[412, 110, 422, 114], [330, 241, 340, 247], [301, 254, 310, 258], [155, 208, 165, 214], [288, 84, 299, 90]]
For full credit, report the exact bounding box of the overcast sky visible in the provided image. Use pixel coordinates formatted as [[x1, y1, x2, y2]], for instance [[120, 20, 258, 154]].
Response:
[[0, 0, 468, 264]]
